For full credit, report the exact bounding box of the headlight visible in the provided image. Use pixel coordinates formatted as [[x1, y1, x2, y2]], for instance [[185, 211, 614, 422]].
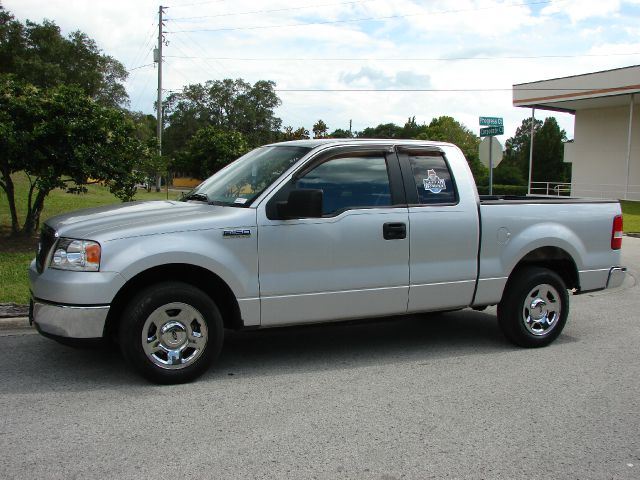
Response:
[[50, 238, 101, 271]]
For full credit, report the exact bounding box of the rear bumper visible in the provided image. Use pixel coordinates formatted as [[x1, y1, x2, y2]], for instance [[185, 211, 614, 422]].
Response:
[[606, 266, 627, 289], [30, 300, 109, 339]]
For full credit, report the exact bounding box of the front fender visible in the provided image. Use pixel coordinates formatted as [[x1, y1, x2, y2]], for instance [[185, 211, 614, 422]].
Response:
[[100, 228, 259, 300]]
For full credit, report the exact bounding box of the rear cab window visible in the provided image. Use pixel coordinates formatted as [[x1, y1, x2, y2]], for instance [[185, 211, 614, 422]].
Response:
[[401, 151, 458, 205]]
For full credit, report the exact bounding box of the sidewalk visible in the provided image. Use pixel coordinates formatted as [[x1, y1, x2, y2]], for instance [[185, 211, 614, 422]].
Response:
[[2, 236, 638, 331]]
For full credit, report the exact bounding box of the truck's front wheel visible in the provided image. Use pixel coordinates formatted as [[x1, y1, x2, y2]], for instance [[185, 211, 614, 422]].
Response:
[[497, 267, 569, 348], [119, 282, 223, 384]]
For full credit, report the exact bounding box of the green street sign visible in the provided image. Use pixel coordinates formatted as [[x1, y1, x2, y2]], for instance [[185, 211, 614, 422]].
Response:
[[479, 116, 503, 126], [480, 126, 504, 137]]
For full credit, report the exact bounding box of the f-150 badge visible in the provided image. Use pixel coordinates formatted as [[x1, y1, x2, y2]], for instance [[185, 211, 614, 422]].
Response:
[[423, 169, 447, 193], [223, 229, 251, 238]]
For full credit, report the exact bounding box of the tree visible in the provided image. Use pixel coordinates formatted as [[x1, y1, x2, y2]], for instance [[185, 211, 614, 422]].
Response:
[[532, 117, 570, 182], [328, 128, 352, 138], [502, 117, 542, 182], [280, 126, 310, 140], [357, 123, 404, 138], [312, 119, 328, 139], [163, 79, 282, 154], [0, 77, 150, 236], [0, 10, 128, 107], [419, 116, 487, 185], [502, 117, 569, 184], [401, 116, 427, 138], [174, 126, 248, 179]]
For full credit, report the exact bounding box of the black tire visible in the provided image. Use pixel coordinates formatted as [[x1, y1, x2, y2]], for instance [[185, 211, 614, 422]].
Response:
[[118, 281, 224, 384], [497, 267, 569, 348]]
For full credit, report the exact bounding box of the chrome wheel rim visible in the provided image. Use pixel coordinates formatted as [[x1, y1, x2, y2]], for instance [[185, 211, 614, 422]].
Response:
[[141, 302, 208, 370], [522, 283, 562, 336]]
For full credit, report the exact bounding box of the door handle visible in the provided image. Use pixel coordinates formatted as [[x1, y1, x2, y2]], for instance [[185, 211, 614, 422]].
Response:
[[383, 222, 406, 240]]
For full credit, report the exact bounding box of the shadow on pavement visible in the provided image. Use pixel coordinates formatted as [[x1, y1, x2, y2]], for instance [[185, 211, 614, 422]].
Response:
[[0, 309, 558, 393]]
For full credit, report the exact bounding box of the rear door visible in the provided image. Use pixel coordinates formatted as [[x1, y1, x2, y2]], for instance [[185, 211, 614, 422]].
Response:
[[396, 147, 479, 312], [257, 146, 410, 326]]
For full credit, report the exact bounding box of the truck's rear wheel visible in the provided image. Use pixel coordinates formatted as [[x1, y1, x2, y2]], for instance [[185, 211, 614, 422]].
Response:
[[119, 282, 223, 384], [497, 267, 569, 347]]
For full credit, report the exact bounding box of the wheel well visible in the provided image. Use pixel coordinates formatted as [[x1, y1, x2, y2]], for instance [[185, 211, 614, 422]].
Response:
[[510, 246, 579, 290], [104, 264, 243, 339]]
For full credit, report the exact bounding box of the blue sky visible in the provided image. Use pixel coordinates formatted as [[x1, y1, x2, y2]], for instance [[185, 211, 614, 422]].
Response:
[[5, 0, 640, 143]]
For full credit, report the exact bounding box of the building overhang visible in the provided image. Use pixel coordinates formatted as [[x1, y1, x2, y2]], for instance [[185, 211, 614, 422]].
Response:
[[513, 65, 640, 113]]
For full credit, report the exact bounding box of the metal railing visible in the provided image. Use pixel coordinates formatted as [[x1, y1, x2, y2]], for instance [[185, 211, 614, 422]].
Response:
[[529, 182, 572, 196], [529, 182, 640, 200]]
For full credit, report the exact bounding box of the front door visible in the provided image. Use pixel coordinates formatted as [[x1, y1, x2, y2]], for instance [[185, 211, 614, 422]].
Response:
[[257, 148, 410, 326]]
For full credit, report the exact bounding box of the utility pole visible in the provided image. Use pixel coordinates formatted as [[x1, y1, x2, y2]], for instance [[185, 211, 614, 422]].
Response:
[[154, 5, 167, 192]]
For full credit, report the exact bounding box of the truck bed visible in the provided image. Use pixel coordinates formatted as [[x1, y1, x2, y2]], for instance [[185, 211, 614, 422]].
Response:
[[479, 195, 619, 204]]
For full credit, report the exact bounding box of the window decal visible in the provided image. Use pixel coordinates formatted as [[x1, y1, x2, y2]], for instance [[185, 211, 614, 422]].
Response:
[[422, 169, 447, 194]]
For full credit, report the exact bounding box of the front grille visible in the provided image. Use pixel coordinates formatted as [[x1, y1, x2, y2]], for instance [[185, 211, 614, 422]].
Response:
[[36, 225, 57, 273]]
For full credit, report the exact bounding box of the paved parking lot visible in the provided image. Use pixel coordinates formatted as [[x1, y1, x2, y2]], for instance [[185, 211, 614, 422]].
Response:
[[0, 238, 638, 479]]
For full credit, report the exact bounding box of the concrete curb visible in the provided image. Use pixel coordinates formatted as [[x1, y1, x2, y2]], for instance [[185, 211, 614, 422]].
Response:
[[0, 317, 31, 330]]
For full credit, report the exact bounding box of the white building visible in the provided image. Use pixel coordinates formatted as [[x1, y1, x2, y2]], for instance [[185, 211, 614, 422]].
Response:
[[513, 65, 639, 200]]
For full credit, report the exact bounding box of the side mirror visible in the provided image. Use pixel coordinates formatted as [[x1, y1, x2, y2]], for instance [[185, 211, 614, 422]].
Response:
[[277, 189, 323, 219]]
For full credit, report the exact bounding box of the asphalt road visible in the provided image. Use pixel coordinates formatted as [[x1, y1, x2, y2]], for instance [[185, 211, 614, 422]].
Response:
[[1, 239, 639, 480]]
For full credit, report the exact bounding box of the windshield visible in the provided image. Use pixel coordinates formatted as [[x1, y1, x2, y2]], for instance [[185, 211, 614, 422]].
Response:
[[182, 145, 311, 206]]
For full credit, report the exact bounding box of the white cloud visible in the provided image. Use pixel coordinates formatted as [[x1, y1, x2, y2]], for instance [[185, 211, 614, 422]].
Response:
[[541, 0, 621, 23], [340, 67, 431, 89], [4, 0, 640, 141]]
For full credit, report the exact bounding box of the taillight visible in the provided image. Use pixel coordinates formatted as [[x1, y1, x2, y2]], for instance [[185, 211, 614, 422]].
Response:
[[611, 215, 623, 250]]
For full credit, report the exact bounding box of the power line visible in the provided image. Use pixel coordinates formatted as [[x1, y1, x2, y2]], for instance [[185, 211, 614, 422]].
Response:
[[167, 0, 229, 9], [128, 62, 155, 72], [164, 52, 640, 62], [162, 86, 631, 93], [167, 0, 559, 33], [168, 0, 377, 21], [124, 20, 158, 70], [169, 26, 234, 78], [274, 87, 632, 92]]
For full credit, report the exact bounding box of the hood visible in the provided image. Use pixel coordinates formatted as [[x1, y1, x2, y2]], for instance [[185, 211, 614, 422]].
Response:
[[45, 200, 249, 241]]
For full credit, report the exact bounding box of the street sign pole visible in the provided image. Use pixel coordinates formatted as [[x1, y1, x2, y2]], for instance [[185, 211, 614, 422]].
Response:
[[479, 116, 503, 197], [489, 136, 493, 196]]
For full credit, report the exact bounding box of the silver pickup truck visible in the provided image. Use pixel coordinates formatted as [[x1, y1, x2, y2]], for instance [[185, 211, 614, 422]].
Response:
[[29, 139, 626, 383]]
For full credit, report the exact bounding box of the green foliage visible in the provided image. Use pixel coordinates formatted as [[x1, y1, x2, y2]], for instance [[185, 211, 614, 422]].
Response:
[[328, 128, 353, 138], [401, 116, 426, 138], [493, 162, 526, 185], [163, 78, 282, 155], [128, 112, 157, 143], [532, 117, 570, 182], [0, 10, 128, 107], [280, 126, 310, 140], [502, 116, 569, 184], [357, 123, 404, 139], [312, 119, 328, 139], [175, 127, 248, 179], [0, 76, 150, 235]]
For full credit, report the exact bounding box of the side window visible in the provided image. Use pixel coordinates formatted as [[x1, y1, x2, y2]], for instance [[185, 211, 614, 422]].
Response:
[[296, 155, 392, 215], [408, 154, 457, 205]]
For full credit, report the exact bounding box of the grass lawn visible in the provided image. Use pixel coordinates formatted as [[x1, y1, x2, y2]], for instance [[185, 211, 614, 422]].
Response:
[[0, 173, 173, 304], [620, 200, 640, 233]]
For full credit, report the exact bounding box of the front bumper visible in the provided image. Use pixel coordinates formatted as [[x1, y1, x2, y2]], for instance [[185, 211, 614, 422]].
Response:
[[30, 300, 109, 338]]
